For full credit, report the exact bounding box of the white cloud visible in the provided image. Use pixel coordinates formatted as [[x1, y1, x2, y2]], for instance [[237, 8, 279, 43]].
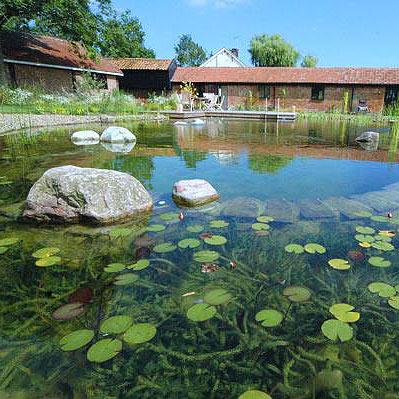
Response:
[[188, 0, 248, 8]]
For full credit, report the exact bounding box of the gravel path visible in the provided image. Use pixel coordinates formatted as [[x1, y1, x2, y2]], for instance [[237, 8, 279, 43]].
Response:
[[0, 113, 166, 135]]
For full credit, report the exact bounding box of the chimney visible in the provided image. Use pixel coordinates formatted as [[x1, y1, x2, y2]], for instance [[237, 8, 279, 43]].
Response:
[[231, 48, 239, 58]]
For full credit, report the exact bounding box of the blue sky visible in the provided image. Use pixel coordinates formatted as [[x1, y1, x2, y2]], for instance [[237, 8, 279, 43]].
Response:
[[114, 0, 399, 67]]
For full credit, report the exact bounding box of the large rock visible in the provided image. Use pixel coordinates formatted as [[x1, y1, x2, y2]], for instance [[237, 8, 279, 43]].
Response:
[[355, 131, 379, 142], [71, 130, 99, 144], [100, 126, 136, 143], [23, 166, 152, 224], [172, 179, 219, 207]]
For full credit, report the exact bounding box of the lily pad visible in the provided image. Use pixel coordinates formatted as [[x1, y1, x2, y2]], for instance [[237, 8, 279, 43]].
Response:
[[251, 223, 270, 231], [32, 247, 60, 259], [368, 282, 396, 298], [209, 220, 229, 228], [123, 323, 157, 344], [204, 235, 227, 246], [87, 338, 122, 363], [283, 286, 311, 302], [371, 241, 395, 251], [285, 244, 304, 254], [355, 234, 375, 243], [193, 250, 219, 263], [114, 273, 138, 285], [146, 224, 166, 232], [370, 215, 390, 222], [388, 296, 399, 310], [109, 228, 131, 238], [153, 243, 177, 253], [328, 259, 350, 270], [304, 243, 326, 254], [187, 303, 217, 322], [257, 216, 274, 223], [378, 230, 395, 238], [0, 238, 20, 247], [100, 315, 133, 334], [35, 256, 61, 267], [374, 235, 392, 242], [353, 211, 372, 218], [329, 303, 360, 323], [128, 259, 150, 271], [204, 288, 232, 305], [178, 238, 201, 249], [321, 319, 353, 342], [68, 287, 93, 304], [359, 242, 372, 248], [53, 302, 85, 321], [368, 256, 391, 268], [255, 309, 283, 327], [0, 247, 8, 255], [104, 263, 126, 273], [186, 224, 204, 233], [60, 329, 94, 351], [160, 212, 179, 221], [355, 226, 375, 234], [238, 390, 272, 399]]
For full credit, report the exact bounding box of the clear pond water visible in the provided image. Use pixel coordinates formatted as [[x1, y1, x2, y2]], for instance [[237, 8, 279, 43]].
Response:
[[0, 118, 399, 398]]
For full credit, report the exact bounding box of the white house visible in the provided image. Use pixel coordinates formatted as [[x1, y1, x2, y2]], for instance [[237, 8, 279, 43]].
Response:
[[200, 48, 246, 68]]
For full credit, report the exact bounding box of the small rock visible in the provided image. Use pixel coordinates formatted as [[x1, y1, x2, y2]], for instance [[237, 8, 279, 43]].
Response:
[[172, 179, 219, 207], [100, 126, 136, 143], [71, 130, 100, 144]]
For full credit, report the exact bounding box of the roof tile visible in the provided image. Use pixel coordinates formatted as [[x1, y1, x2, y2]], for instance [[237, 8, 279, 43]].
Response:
[[111, 58, 173, 70]]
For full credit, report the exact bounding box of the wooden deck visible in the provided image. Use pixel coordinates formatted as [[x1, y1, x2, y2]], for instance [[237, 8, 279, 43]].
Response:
[[161, 110, 296, 121]]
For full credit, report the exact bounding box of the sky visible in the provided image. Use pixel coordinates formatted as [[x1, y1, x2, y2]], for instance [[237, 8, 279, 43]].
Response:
[[114, 0, 399, 67]]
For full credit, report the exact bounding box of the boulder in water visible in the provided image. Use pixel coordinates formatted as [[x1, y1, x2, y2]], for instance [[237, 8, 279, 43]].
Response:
[[172, 179, 219, 207], [100, 126, 136, 143], [71, 130, 100, 145]]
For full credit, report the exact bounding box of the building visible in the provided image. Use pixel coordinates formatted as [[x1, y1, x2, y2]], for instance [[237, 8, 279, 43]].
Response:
[[171, 67, 399, 112], [1, 31, 123, 92], [110, 58, 177, 98], [200, 48, 246, 68]]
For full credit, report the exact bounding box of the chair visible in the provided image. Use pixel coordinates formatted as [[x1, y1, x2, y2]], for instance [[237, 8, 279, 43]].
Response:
[[215, 96, 225, 111], [204, 94, 218, 111], [178, 92, 194, 111]]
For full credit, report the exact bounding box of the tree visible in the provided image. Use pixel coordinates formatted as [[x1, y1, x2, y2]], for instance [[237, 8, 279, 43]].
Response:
[[249, 34, 300, 67], [301, 55, 318, 68], [174, 34, 207, 67]]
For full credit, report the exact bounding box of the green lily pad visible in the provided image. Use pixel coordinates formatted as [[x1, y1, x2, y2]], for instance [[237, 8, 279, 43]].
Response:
[[283, 286, 311, 302], [355, 226, 375, 234], [328, 258, 350, 270], [187, 303, 216, 322], [353, 211, 372, 218], [104, 263, 126, 273], [368, 256, 391, 268], [285, 244, 304, 254], [370, 215, 390, 222], [304, 243, 326, 254], [128, 259, 150, 271], [355, 234, 375, 243], [153, 243, 177, 253], [87, 338, 122, 363], [251, 223, 270, 231], [368, 282, 396, 298], [32, 247, 60, 259], [52, 302, 85, 320], [186, 224, 204, 233], [109, 228, 131, 238], [255, 309, 283, 327], [204, 235, 227, 246], [388, 296, 399, 310], [160, 212, 179, 221], [0, 238, 20, 247], [374, 235, 392, 242], [257, 216, 274, 223], [0, 247, 8, 255], [178, 238, 201, 249], [123, 323, 157, 344], [329, 303, 360, 323], [204, 288, 232, 305], [209, 220, 229, 228], [60, 329, 94, 351], [321, 319, 353, 342], [371, 241, 395, 251], [146, 224, 166, 232], [35, 256, 61, 267], [114, 273, 138, 285], [238, 390, 272, 399], [193, 250, 220, 263], [100, 315, 133, 334]]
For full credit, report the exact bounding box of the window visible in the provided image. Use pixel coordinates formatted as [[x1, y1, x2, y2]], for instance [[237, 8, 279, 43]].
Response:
[[385, 86, 399, 106], [311, 85, 324, 101], [258, 85, 271, 99]]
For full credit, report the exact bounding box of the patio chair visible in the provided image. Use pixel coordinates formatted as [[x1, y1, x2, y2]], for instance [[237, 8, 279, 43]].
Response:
[[204, 93, 218, 111], [178, 92, 194, 111], [215, 96, 225, 111]]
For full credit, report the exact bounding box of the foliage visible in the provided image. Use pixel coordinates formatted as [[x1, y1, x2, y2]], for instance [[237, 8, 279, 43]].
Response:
[[174, 34, 207, 66], [179, 81, 198, 97], [301, 55, 318, 68], [249, 34, 300, 67]]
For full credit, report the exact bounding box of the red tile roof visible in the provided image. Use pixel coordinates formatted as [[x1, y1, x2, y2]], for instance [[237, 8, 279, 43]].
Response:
[[111, 58, 174, 70], [172, 67, 399, 85], [2, 31, 123, 76]]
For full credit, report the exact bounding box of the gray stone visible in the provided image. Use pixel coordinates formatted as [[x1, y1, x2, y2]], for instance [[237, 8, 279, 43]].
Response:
[[71, 130, 99, 144], [221, 197, 264, 218], [172, 179, 219, 207], [23, 166, 152, 224], [264, 198, 299, 223], [355, 131, 379, 142], [298, 199, 339, 220], [100, 126, 136, 143], [321, 197, 373, 219]]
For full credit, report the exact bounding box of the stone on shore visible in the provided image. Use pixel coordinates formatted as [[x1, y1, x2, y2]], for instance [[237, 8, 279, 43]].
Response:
[[71, 130, 100, 144], [172, 179, 219, 207], [100, 126, 136, 143], [23, 166, 152, 224]]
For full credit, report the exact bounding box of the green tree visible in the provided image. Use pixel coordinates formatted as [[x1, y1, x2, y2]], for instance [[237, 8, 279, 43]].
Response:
[[174, 34, 207, 67], [249, 34, 300, 67], [301, 55, 318, 68]]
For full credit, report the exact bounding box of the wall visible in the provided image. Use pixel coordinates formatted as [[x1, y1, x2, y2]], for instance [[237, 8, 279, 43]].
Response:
[[201, 51, 244, 67], [106, 76, 119, 91], [119, 70, 171, 97]]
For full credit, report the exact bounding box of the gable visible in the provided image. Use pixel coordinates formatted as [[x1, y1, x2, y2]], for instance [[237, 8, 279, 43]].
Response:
[[201, 48, 246, 68]]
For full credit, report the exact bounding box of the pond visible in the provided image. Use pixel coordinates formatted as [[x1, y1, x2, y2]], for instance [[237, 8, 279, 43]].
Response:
[[0, 118, 399, 398]]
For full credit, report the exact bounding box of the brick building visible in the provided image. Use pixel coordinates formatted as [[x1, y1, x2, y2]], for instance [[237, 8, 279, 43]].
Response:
[[2, 31, 123, 92], [171, 67, 399, 112]]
